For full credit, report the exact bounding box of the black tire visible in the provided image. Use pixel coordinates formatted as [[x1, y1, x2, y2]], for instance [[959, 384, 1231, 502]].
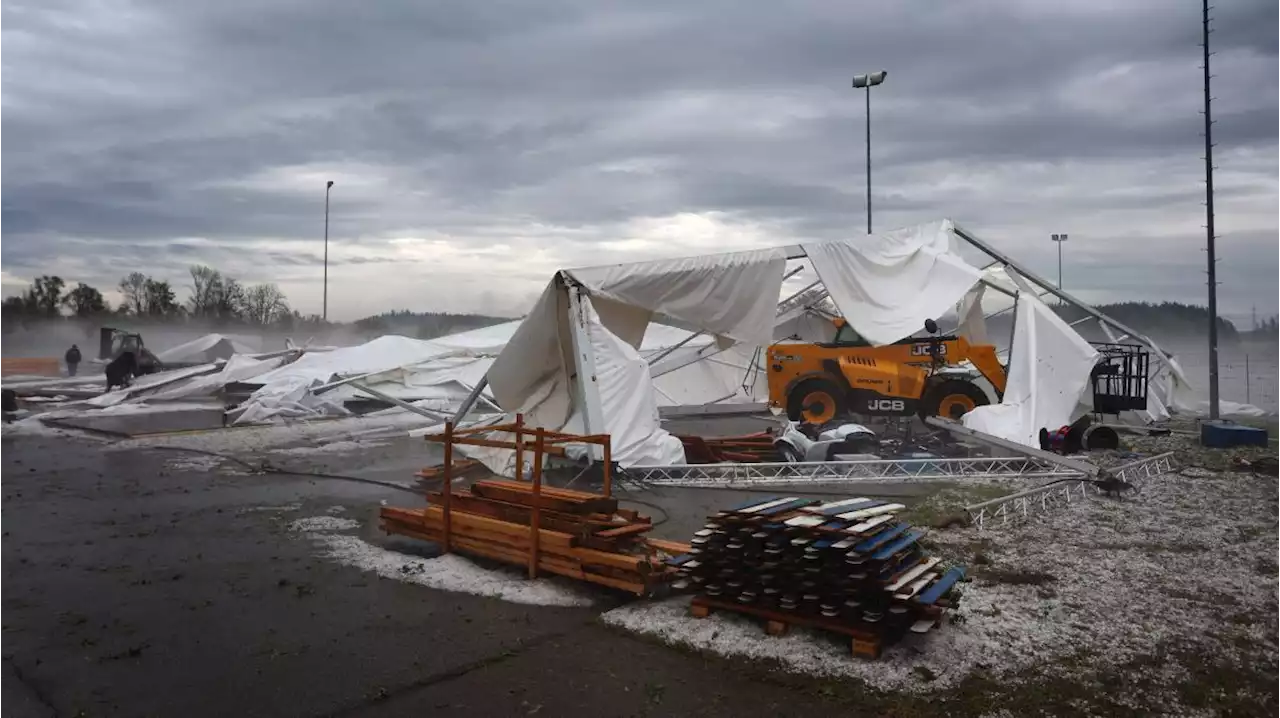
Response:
[[920, 379, 990, 419], [785, 379, 846, 424]]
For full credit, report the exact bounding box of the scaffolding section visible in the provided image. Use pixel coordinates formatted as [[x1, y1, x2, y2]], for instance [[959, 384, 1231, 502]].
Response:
[[626, 456, 1079, 487]]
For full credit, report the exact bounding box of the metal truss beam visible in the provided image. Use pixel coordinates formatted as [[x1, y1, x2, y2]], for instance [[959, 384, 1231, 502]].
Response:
[[965, 452, 1176, 529], [626, 456, 1079, 488]]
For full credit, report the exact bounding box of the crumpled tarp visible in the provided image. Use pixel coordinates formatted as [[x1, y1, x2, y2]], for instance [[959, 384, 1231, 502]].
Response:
[[803, 219, 983, 345], [962, 292, 1099, 447]]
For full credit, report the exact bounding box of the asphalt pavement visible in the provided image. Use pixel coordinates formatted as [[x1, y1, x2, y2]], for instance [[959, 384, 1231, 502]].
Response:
[[1, 433, 910, 718]]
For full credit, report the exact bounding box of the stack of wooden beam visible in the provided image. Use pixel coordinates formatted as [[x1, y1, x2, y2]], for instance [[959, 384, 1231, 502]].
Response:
[[672, 495, 965, 659], [380, 479, 687, 595]]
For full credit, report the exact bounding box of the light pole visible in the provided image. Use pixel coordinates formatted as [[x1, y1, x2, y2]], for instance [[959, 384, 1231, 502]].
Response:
[[852, 70, 887, 235], [323, 180, 333, 322], [1050, 233, 1068, 303]]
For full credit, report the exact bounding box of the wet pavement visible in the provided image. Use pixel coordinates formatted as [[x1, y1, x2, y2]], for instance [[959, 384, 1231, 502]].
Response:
[[2, 432, 914, 718]]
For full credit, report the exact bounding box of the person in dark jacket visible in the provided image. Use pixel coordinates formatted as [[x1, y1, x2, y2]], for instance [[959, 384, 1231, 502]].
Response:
[[65, 344, 82, 376], [105, 351, 137, 392]]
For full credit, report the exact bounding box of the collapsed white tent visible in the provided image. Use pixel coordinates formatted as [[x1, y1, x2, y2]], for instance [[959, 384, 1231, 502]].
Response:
[[468, 219, 1010, 472], [155, 333, 260, 364]]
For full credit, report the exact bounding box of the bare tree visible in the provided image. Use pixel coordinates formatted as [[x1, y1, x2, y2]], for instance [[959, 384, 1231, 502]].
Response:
[[241, 283, 289, 325], [188, 265, 223, 318], [118, 272, 148, 314]]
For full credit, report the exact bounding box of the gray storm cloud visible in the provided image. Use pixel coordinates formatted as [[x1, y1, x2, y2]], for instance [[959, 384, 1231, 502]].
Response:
[[2, 0, 1276, 321]]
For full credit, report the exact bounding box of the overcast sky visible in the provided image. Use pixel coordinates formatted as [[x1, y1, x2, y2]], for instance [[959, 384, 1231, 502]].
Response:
[[2, 0, 1276, 324]]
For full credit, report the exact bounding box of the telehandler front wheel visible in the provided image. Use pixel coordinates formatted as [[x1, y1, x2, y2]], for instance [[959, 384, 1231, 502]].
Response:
[[921, 379, 990, 420], [786, 379, 845, 424]]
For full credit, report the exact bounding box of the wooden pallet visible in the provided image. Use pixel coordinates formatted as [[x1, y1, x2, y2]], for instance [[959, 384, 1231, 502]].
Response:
[[690, 594, 887, 659]]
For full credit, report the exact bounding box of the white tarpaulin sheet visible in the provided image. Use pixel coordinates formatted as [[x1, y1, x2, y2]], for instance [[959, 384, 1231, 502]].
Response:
[[582, 295, 685, 466], [962, 292, 1099, 446], [155, 334, 258, 364], [804, 219, 983, 345], [569, 246, 789, 348]]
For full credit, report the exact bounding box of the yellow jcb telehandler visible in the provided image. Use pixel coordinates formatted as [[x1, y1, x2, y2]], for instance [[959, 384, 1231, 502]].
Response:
[[766, 317, 1007, 423]]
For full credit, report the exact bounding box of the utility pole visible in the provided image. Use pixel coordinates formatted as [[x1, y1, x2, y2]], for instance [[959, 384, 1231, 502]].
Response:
[[323, 180, 334, 322], [1201, 0, 1220, 419]]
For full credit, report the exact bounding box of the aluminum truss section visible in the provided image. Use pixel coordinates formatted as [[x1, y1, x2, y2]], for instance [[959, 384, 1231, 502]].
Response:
[[965, 451, 1177, 529], [1112, 451, 1175, 488], [967, 480, 1092, 530], [626, 456, 1079, 488]]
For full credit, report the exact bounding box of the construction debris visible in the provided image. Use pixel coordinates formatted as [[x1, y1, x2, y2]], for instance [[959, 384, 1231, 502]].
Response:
[[380, 417, 688, 595], [672, 495, 965, 659]]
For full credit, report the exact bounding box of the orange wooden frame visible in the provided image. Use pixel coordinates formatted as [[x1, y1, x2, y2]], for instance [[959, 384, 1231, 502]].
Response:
[[422, 414, 615, 575]]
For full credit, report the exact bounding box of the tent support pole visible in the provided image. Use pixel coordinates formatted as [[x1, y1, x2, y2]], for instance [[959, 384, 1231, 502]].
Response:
[[349, 381, 451, 422], [449, 375, 490, 425], [953, 225, 1173, 373], [566, 285, 607, 460]]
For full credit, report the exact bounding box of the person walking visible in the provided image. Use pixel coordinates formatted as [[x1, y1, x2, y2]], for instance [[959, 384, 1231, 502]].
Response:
[[65, 344, 82, 376]]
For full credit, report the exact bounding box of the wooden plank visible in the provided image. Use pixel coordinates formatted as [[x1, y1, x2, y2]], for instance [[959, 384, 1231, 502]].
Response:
[[391, 524, 650, 595], [473, 479, 615, 503], [602, 440, 612, 498], [530, 429, 545, 579], [593, 523, 654, 540], [846, 514, 895, 534], [885, 557, 941, 592], [442, 421, 454, 553], [470, 482, 617, 515], [870, 530, 925, 561], [423, 492, 624, 535], [915, 567, 966, 606], [852, 523, 909, 554], [413, 508, 648, 572], [754, 498, 820, 516], [910, 619, 937, 634], [804, 497, 873, 515], [836, 503, 905, 521], [645, 538, 694, 555], [893, 572, 938, 600]]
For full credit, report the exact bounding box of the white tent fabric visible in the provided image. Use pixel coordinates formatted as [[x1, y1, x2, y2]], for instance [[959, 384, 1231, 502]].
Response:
[[962, 293, 1099, 446], [568, 247, 789, 348], [956, 284, 990, 345], [803, 219, 983, 345], [147, 354, 285, 403], [155, 334, 258, 363], [582, 295, 686, 466]]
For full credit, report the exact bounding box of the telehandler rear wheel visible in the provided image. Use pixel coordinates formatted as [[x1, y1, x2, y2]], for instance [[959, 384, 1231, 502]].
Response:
[[921, 379, 989, 419], [786, 379, 845, 424]]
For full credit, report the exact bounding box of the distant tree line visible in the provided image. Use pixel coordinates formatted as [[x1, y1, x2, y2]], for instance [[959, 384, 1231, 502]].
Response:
[[1243, 315, 1278, 339], [353, 309, 509, 340], [1, 266, 314, 331], [1052, 301, 1241, 341]]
